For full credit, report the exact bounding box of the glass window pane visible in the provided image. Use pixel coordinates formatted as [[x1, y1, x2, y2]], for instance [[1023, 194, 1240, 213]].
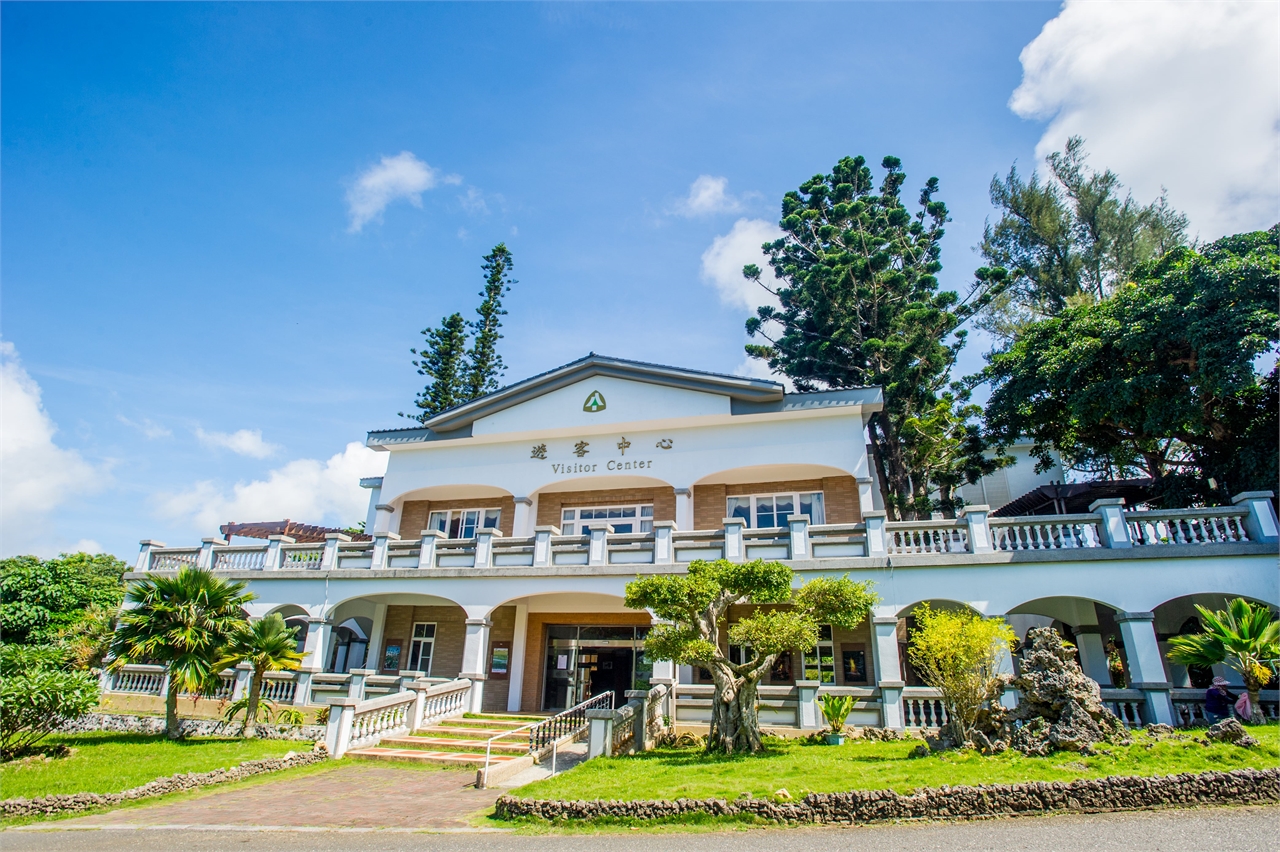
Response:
[[613, 523, 633, 534], [802, 492, 826, 525], [641, 505, 654, 518], [609, 508, 622, 519], [483, 509, 501, 529], [640, 520, 653, 533], [562, 523, 575, 535], [428, 512, 449, 534], [774, 495, 794, 527], [562, 509, 575, 521], [727, 497, 751, 524], [448, 516, 461, 538], [756, 496, 774, 528], [621, 507, 636, 517]]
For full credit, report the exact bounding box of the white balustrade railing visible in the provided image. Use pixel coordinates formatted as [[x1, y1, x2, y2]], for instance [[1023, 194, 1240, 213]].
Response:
[[1100, 689, 1146, 727], [419, 678, 472, 727], [150, 549, 200, 571], [991, 515, 1103, 551], [109, 664, 166, 695], [1125, 508, 1250, 546], [194, 669, 236, 701], [214, 547, 268, 571], [901, 688, 950, 728], [280, 546, 324, 570], [886, 522, 968, 554], [261, 673, 298, 703]]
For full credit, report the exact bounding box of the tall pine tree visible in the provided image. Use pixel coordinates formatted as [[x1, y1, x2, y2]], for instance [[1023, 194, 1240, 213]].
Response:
[[402, 244, 516, 423], [466, 244, 514, 399]]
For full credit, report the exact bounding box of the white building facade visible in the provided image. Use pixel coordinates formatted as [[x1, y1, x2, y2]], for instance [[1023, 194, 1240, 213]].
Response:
[[127, 355, 1280, 731]]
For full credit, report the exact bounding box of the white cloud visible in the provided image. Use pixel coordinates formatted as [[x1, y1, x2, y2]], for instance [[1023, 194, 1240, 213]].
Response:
[[0, 342, 108, 555], [73, 539, 103, 555], [195, 427, 280, 459], [700, 218, 785, 311], [459, 186, 489, 215], [117, 414, 171, 439], [1011, 0, 1279, 239], [345, 151, 461, 233], [734, 354, 794, 392], [157, 442, 388, 534], [669, 175, 755, 217]]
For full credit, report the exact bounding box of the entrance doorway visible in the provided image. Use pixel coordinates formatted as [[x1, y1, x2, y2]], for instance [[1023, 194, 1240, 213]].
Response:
[[542, 625, 651, 711]]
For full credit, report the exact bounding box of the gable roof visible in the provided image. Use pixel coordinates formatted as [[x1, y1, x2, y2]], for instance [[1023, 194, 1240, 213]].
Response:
[[367, 353, 880, 448]]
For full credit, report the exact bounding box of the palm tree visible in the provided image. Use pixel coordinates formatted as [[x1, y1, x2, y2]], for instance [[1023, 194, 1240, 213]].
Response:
[[217, 613, 305, 737], [111, 567, 254, 738], [1167, 598, 1279, 724]]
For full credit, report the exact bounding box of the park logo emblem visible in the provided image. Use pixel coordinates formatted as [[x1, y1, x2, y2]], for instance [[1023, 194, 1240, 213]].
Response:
[[582, 390, 606, 413]]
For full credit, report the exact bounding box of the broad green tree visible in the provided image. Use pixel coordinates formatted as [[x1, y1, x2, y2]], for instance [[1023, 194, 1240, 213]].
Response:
[[982, 227, 1279, 501], [111, 567, 254, 738], [907, 604, 1016, 746], [978, 137, 1188, 341], [465, 243, 515, 399], [216, 613, 305, 737], [743, 155, 1004, 518], [626, 559, 877, 753], [1167, 598, 1279, 724], [0, 552, 127, 647]]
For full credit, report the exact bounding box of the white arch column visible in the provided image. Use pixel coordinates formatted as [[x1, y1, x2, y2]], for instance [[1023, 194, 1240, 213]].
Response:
[[1115, 611, 1174, 725], [461, 605, 496, 713], [871, 615, 905, 729]]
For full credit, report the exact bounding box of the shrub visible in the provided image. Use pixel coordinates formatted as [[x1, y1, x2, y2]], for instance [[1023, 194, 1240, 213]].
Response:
[[907, 604, 1016, 746], [817, 693, 856, 736], [0, 645, 99, 759]]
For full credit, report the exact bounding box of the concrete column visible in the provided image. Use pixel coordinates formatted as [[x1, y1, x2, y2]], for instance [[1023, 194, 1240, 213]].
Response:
[[533, 526, 558, 567], [373, 503, 396, 535], [857, 478, 876, 516], [461, 616, 493, 713], [959, 505, 993, 554], [723, 517, 745, 562], [232, 662, 252, 701], [197, 537, 227, 569], [348, 669, 372, 703], [320, 533, 351, 570], [788, 514, 810, 560], [586, 709, 614, 758], [1115, 612, 1174, 725], [796, 681, 821, 729], [512, 497, 534, 537], [293, 671, 314, 707], [507, 603, 529, 712], [872, 615, 905, 729], [367, 603, 388, 672], [135, 540, 165, 572], [625, 689, 650, 751], [587, 523, 613, 566], [674, 488, 693, 531], [990, 621, 1018, 709], [474, 529, 497, 568], [371, 532, 399, 570], [418, 530, 444, 568], [360, 476, 384, 537], [300, 617, 332, 673], [863, 511, 887, 557], [1090, 498, 1132, 548], [653, 521, 676, 565], [263, 535, 295, 571], [1233, 491, 1279, 542], [1073, 626, 1113, 685]]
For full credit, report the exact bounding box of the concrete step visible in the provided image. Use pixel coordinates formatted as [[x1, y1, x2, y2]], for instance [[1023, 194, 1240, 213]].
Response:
[[449, 718, 535, 730], [419, 725, 531, 741], [382, 735, 528, 755], [346, 747, 523, 766]]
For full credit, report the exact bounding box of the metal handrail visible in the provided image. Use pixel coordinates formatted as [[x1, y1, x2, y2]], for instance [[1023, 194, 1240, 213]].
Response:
[[479, 691, 614, 787]]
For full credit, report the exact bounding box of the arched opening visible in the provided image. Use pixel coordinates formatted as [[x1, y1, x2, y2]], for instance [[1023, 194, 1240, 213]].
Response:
[[1007, 596, 1128, 688], [327, 593, 466, 678], [893, 600, 984, 686], [388, 484, 516, 538], [329, 616, 372, 674], [264, 604, 311, 655], [1151, 593, 1279, 689]]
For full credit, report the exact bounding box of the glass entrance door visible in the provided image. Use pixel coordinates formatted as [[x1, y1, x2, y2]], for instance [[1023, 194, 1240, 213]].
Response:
[[541, 625, 651, 711]]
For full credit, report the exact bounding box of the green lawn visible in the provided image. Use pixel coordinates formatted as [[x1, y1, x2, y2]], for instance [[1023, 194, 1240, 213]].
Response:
[[0, 732, 307, 800], [513, 725, 1280, 802]]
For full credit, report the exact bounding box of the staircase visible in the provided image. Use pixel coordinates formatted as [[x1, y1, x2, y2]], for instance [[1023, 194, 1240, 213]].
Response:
[[346, 714, 543, 768]]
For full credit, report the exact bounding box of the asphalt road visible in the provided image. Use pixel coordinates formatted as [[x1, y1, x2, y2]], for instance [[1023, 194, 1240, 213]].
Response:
[[7, 805, 1280, 852]]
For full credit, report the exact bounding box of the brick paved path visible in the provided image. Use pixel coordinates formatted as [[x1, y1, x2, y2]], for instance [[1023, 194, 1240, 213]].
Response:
[[58, 763, 501, 830]]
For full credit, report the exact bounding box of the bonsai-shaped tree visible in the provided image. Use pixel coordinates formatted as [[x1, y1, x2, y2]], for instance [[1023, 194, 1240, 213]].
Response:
[[1167, 598, 1279, 724], [817, 692, 857, 740], [625, 559, 877, 754], [111, 566, 254, 738], [907, 603, 1016, 747], [216, 613, 305, 737]]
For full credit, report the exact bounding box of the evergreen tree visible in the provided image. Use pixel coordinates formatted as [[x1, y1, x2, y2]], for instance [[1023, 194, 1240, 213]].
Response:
[[405, 313, 469, 422], [466, 243, 514, 399], [978, 137, 1188, 341], [744, 155, 1004, 519]]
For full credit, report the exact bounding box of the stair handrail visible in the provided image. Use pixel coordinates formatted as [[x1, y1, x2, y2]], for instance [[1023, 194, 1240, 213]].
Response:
[[479, 691, 614, 788]]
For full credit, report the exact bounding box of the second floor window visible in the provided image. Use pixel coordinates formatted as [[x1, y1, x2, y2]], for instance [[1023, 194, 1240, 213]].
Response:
[[427, 508, 501, 539], [726, 491, 826, 528], [561, 504, 654, 535]]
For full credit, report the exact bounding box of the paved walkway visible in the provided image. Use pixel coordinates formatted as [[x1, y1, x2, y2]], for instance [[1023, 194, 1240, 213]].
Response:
[[52, 763, 501, 831]]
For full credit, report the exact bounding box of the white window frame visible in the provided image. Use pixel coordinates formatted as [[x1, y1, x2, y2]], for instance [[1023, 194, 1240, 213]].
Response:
[[426, 508, 501, 540], [407, 622, 436, 674], [726, 491, 826, 528], [560, 504, 654, 536], [801, 624, 836, 684]]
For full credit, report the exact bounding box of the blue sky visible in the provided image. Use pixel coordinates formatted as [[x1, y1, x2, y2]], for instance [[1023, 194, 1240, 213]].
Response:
[[3, 2, 1275, 560]]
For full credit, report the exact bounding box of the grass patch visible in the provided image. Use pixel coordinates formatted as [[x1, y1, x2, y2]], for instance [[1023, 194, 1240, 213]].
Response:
[[0, 731, 306, 800], [510, 725, 1280, 803]]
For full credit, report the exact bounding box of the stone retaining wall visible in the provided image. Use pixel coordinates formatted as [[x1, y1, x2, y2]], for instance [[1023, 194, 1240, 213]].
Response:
[[2, 748, 328, 818], [59, 712, 325, 742], [496, 767, 1280, 824]]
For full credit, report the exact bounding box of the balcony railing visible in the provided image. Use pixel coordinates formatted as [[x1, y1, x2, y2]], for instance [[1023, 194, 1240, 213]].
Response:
[[133, 492, 1277, 574]]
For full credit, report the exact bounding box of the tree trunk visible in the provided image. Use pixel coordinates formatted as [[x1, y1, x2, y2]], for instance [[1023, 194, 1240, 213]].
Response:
[[245, 670, 263, 738], [707, 662, 768, 754], [871, 413, 915, 521], [1247, 688, 1264, 725], [165, 678, 181, 739]]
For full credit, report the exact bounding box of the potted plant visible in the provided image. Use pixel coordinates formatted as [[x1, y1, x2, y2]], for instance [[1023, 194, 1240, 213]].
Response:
[[817, 693, 856, 745]]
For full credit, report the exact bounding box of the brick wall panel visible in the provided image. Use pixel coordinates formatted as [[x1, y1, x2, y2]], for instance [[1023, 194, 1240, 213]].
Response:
[[535, 487, 674, 528]]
